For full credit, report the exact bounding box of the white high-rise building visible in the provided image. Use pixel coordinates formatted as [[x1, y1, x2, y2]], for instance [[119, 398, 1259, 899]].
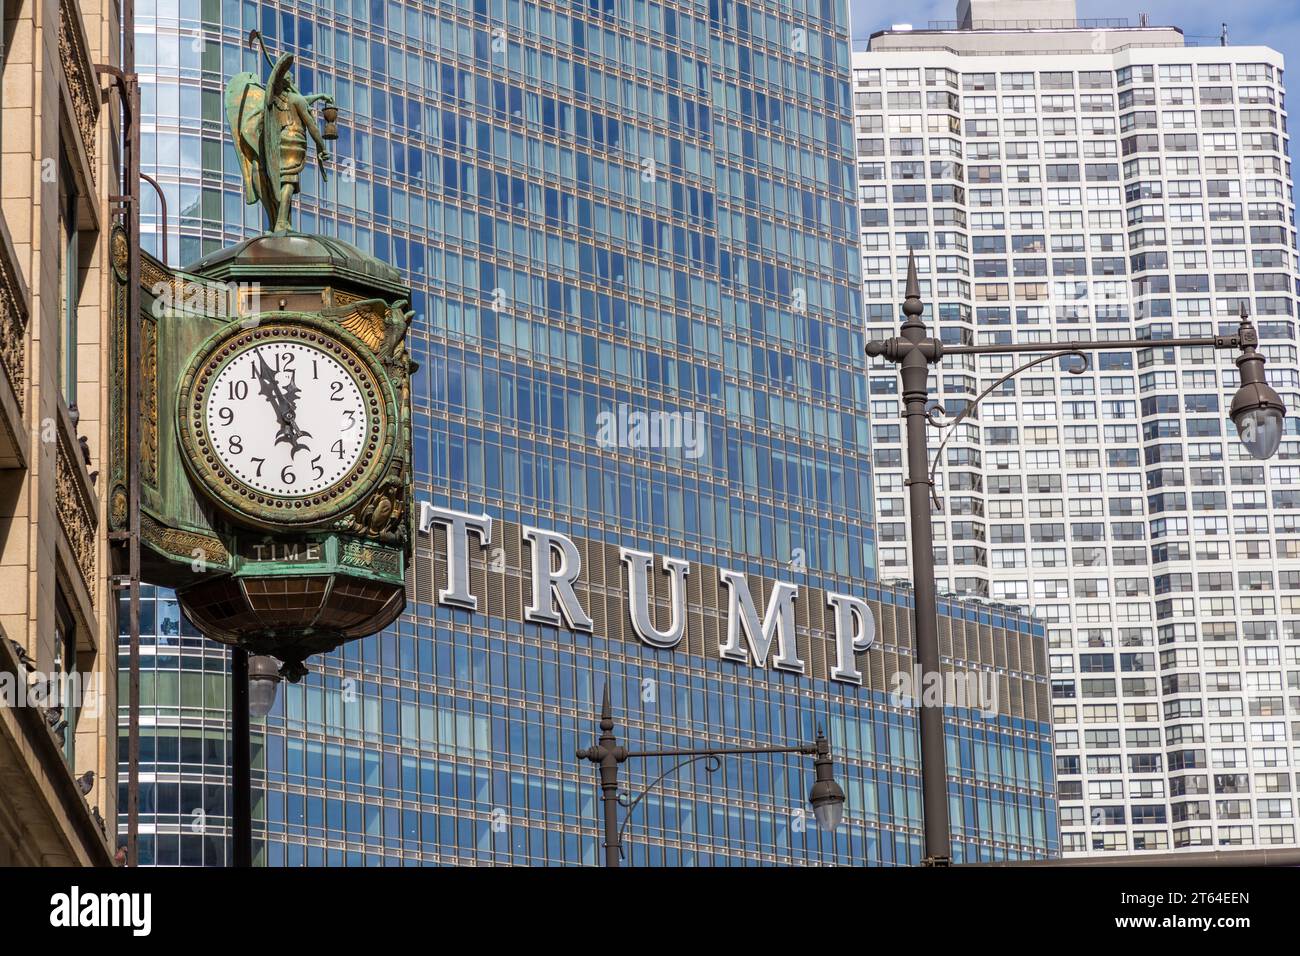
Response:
[[857, 1, 1300, 855]]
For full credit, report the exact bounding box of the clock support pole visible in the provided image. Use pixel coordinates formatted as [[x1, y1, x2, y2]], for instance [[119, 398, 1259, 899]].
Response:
[[99, 58, 143, 867], [231, 647, 252, 867]]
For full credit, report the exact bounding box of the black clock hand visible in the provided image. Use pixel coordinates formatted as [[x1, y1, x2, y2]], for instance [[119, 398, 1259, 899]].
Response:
[[254, 352, 289, 417], [254, 352, 312, 456], [278, 371, 310, 447], [278, 374, 313, 457]]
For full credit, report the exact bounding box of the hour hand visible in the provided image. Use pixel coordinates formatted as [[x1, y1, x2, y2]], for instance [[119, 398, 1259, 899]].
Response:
[[276, 375, 313, 456], [275, 413, 313, 458]]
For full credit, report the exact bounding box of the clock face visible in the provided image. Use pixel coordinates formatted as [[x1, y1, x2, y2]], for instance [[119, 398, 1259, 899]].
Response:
[[179, 322, 392, 528], [206, 342, 369, 497]]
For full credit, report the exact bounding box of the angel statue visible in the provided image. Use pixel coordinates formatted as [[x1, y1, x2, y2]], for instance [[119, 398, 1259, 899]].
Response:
[[226, 31, 339, 233]]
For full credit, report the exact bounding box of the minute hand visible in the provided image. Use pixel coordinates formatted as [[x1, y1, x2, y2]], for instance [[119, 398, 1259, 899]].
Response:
[[254, 353, 312, 456]]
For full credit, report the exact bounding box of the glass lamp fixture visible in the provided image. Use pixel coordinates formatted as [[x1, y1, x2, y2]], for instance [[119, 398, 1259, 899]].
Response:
[[247, 655, 283, 719], [1229, 314, 1287, 461], [1233, 403, 1284, 461]]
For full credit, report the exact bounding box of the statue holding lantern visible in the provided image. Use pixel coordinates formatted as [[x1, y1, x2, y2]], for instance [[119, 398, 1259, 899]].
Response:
[[226, 31, 341, 233]]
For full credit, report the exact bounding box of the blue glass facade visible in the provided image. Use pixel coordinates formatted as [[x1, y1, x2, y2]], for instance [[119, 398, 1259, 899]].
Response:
[[120, 0, 1057, 865]]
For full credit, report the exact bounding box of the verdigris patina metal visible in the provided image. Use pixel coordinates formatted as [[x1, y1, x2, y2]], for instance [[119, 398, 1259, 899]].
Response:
[[227, 31, 337, 233], [108, 47, 414, 682]]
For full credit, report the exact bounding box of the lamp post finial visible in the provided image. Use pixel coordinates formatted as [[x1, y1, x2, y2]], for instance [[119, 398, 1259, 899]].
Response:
[[902, 249, 924, 322], [599, 682, 613, 732]]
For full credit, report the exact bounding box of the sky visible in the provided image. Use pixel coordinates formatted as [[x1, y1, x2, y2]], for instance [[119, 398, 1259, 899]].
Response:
[[849, 0, 1300, 72]]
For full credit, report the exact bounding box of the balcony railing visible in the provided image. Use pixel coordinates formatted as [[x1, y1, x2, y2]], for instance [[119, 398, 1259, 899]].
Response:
[[58, 0, 101, 187], [927, 18, 1133, 30]]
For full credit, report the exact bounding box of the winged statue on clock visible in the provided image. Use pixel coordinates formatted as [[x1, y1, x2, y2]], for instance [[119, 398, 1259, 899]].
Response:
[[225, 31, 340, 233]]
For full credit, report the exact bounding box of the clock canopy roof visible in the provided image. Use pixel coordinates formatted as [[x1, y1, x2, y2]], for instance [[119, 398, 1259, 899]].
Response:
[[184, 231, 406, 297]]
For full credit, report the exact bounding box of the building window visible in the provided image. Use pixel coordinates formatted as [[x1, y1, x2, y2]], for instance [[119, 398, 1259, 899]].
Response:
[[53, 589, 78, 770], [59, 150, 80, 407]]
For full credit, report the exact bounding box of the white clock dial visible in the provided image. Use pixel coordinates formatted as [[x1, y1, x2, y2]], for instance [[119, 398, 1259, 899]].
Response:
[[205, 341, 370, 497]]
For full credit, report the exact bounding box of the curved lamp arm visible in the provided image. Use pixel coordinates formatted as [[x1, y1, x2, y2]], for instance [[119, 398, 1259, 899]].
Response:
[[615, 753, 723, 858], [927, 348, 1090, 511]]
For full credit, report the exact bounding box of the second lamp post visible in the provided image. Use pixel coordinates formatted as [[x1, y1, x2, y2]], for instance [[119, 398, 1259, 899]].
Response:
[[576, 684, 845, 866], [866, 251, 1287, 866]]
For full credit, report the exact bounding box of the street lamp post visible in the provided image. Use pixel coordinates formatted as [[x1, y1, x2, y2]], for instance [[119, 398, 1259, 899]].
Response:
[[230, 653, 283, 868], [575, 684, 845, 867], [866, 251, 1288, 867], [864, 258, 950, 866]]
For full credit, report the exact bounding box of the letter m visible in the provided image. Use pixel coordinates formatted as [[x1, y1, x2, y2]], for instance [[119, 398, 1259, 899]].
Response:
[[718, 570, 804, 673], [101, 894, 131, 927]]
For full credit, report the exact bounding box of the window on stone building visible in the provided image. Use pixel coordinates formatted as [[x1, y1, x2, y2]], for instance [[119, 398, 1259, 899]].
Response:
[[53, 588, 79, 770], [58, 149, 81, 407]]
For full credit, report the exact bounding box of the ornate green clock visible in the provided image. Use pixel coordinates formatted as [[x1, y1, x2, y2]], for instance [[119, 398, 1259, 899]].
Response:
[[178, 318, 395, 530], [106, 39, 416, 681]]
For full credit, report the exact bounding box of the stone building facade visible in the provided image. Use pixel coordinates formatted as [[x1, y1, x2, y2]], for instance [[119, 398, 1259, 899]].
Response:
[[0, 0, 119, 866]]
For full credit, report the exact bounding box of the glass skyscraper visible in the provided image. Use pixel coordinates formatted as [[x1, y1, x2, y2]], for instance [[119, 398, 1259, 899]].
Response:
[[120, 0, 1057, 866]]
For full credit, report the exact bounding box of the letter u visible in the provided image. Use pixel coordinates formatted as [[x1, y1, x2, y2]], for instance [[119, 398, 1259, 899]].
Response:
[[620, 548, 690, 649]]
